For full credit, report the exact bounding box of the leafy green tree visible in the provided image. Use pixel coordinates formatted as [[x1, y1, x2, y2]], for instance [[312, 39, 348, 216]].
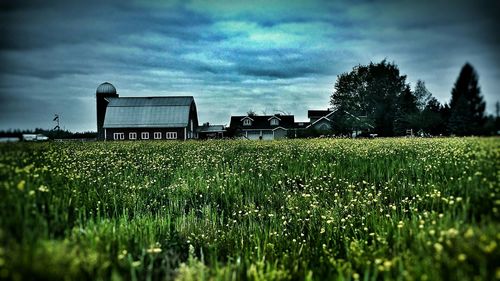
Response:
[[394, 85, 419, 135], [414, 80, 432, 111], [420, 97, 445, 135], [331, 60, 408, 136], [448, 63, 486, 135]]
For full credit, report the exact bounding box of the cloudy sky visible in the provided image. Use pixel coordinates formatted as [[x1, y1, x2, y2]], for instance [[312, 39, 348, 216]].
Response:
[[1, 0, 499, 131]]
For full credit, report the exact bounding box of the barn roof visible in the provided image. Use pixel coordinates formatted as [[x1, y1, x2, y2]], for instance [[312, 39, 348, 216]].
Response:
[[103, 97, 195, 128]]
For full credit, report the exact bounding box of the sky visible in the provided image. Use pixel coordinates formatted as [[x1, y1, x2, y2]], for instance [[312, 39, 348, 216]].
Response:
[[1, 0, 499, 132]]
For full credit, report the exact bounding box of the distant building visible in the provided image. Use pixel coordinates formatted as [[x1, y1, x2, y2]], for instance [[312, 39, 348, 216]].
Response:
[[229, 114, 297, 140], [307, 109, 336, 131], [22, 134, 48, 141], [96, 82, 198, 141], [197, 123, 226, 139], [306, 109, 374, 137]]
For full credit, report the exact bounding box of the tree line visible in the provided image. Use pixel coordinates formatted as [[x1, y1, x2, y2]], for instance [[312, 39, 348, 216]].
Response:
[[0, 128, 97, 139], [330, 60, 499, 136]]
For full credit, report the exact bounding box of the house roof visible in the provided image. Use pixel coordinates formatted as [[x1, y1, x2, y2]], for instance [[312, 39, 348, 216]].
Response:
[[229, 115, 296, 130], [306, 109, 338, 128], [308, 109, 334, 118], [103, 96, 195, 128], [294, 122, 311, 128], [306, 108, 375, 129], [198, 125, 226, 133]]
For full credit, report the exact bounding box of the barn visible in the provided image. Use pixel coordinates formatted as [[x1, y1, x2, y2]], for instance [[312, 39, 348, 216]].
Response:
[[96, 82, 198, 141]]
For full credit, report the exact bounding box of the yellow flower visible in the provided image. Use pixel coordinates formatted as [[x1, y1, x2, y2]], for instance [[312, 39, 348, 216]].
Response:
[[458, 254, 466, 262], [434, 243, 443, 253], [484, 241, 497, 253], [146, 247, 162, 254], [383, 260, 392, 270], [17, 180, 26, 191], [464, 228, 474, 238]]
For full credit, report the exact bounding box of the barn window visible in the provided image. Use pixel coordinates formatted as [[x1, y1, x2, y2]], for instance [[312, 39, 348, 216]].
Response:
[[154, 132, 162, 139], [113, 133, 124, 140], [129, 132, 137, 140], [270, 118, 279, 126], [166, 132, 177, 139], [243, 119, 252, 126], [141, 132, 149, 140]]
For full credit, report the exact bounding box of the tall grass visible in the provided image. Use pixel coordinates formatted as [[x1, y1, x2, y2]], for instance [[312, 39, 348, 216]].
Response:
[[0, 138, 498, 280]]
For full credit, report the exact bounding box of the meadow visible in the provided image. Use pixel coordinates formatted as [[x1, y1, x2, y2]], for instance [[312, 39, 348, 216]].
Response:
[[0, 138, 499, 280]]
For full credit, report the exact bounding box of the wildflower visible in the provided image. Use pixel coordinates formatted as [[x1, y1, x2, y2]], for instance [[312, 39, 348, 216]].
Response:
[[458, 254, 466, 262], [118, 250, 127, 260], [17, 180, 26, 191], [434, 243, 443, 253], [38, 185, 49, 192], [447, 228, 458, 238], [483, 241, 497, 253], [383, 260, 392, 269], [464, 228, 474, 238]]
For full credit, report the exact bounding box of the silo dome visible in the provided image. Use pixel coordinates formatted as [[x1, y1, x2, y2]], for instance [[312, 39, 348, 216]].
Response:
[[96, 82, 117, 95]]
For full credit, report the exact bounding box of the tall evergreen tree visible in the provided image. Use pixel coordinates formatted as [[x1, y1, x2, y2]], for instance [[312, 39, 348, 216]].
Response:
[[448, 63, 486, 135]]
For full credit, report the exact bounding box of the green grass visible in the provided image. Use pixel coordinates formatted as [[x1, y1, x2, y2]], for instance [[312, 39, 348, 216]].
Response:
[[0, 138, 499, 280]]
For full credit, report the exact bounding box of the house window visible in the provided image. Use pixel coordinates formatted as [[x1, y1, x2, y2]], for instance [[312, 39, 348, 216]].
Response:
[[166, 132, 177, 139], [243, 119, 252, 126], [113, 133, 124, 140], [318, 123, 330, 130], [141, 132, 149, 140], [270, 119, 279, 126], [154, 132, 162, 139], [129, 132, 137, 140]]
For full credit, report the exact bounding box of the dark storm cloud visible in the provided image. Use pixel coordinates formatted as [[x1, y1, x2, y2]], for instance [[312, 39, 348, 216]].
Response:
[[0, 0, 499, 130]]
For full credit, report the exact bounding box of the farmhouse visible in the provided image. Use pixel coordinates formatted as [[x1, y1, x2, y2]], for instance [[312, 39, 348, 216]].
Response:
[[96, 82, 198, 141], [306, 108, 373, 136], [229, 114, 299, 140], [307, 109, 336, 131]]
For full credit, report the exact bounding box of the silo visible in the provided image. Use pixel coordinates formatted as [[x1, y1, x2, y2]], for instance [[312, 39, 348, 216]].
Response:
[[96, 82, 118, 140]]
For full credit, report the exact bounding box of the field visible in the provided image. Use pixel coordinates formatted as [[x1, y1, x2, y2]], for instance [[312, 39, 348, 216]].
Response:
[[0, 138, 499, 280]]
